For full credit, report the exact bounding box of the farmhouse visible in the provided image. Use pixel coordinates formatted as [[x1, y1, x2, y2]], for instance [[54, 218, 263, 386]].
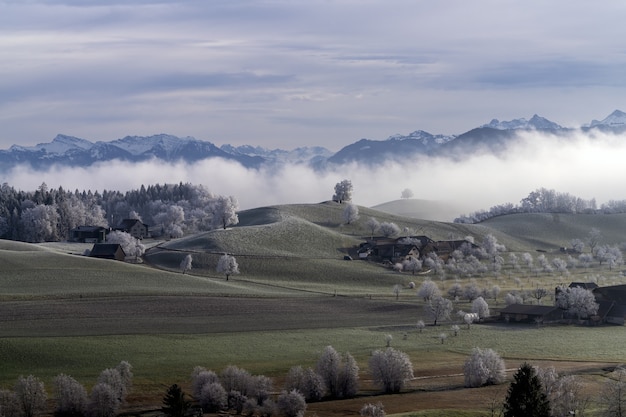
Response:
[[593, 285, 626, 325], [358, 235, 479, 264], [499, 304, 562, 324], [69, 226, 108, 243], [115, 219, 149, 239], [89, 243, 126, 261]]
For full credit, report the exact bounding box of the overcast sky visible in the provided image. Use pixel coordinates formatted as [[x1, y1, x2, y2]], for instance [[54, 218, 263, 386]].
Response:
[[2, 0, 626, 151]]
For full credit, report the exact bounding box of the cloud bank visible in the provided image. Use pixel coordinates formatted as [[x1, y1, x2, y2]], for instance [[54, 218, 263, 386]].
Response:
[[3, 130, 626, 221]]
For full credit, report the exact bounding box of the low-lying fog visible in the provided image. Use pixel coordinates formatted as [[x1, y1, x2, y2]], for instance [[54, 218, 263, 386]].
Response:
[[3, 130, 626, 219]]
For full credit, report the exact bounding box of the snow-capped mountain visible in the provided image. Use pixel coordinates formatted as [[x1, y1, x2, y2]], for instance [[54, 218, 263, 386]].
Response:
[[0, 110, 623, 171], [481, 114, 563, 130], [589, 109, 626, 128]]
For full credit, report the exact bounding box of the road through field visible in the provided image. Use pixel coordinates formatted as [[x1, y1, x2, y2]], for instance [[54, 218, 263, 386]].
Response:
[[0, 295, 417, 337]]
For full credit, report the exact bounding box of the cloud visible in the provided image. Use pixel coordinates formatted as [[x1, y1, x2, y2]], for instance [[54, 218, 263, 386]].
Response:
[[3, 129, 626, 222]]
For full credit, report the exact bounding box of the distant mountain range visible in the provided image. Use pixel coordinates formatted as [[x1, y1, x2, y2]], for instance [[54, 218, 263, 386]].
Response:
[[1, 110, 625, 171]]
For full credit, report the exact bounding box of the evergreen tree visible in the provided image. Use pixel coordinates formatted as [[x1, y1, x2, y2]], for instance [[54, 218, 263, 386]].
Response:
[[504, 363, 550, 417], [161, 384, 191, 417]]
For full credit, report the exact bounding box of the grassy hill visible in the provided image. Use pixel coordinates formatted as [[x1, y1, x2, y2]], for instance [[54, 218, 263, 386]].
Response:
[[371, 198, 466, 222]]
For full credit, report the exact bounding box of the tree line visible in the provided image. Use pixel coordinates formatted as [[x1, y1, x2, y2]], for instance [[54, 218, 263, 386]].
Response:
[[454, 187, 610, 224], [0, 182, 239, 242]]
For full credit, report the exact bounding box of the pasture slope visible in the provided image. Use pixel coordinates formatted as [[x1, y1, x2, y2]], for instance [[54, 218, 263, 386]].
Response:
[[2, 201, 626, 416]]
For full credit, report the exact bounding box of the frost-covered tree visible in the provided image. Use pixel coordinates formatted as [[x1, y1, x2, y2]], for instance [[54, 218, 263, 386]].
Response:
[[535, 366, 588, 417], [402, 257, 422, 275], [463, 283, 482, 302], [216, 254, 240, 280], [417, 280, 440, 301], [333, 179, 353, 203], [369, 347, 414, 393], [597, 245, 624, 269], [198, 382, 227, 413], [379, 222, 400, 238], [21, 204, 60, 242], [276, 390, 306, 417], [471, 296, 490, 319], [87, 383, 119, 417], [106, 230, 145, 259], [315, 346, 358, 399], [180, 254, 193, 274], [463, 348, 506, 388], [447, 283, 463, 300], [54, 374, 88, 417], [284, 366, 325, 402], [0, 389, 21, 417], [220, 365, 251, 395], [211, 195, 239, 229], [365, 217, 380, 239], [153, 204, 185, 238], [570, 238, 585, 253], [400, 188, 414, 199], [556, 286, 599, 319], [600, 367, 626, 417], [14, 375, 47, 417], [192, 369, 219, 399], [416, 319, 425, 333], [587, 227, 602, 255], [361, 402, 385, 417], [343, 203, 360, 224], [424, 295, 452, 326]]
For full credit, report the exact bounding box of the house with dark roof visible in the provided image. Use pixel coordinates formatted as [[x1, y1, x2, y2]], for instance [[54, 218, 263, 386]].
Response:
[[593, 285, 626, 325], [114, 219, 149, 239], [89, 243, 126, 261], [69, 226, 108, 243], [499, 304, 562, 324]]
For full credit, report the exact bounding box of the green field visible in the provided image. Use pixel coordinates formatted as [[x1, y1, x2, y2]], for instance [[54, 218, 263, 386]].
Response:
[[2, 201, 626, 415]]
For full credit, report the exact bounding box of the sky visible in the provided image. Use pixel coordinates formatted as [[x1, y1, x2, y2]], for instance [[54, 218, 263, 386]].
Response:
[[2, 0, 626, 151]]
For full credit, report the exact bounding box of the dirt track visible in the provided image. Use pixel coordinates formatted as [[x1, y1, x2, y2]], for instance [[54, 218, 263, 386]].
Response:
[[0, 295, 418, 337]]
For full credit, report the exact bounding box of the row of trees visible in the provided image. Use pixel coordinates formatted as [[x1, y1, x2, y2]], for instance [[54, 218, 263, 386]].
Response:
[[0, 182, 240, 242], [0, 361, 132, 417], [455, 187, 600, 223]]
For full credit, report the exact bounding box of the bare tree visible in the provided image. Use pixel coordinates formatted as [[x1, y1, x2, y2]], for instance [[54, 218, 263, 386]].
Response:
[[216, 253, 240, 280], [463, 348, 506, 388], [368, 347, 414, 393]]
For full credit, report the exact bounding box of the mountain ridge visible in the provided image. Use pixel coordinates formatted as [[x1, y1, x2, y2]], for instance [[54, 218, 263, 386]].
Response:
[[1, 110, 623, 171]]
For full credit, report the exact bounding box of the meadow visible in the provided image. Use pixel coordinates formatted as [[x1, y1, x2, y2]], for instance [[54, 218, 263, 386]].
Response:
[[2, 201, 626, 416]]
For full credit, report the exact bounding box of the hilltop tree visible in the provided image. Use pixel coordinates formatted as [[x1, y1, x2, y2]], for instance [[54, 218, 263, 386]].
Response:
[[216, 254, 240, 280], [343, 203, 360, 224], [400, 188, 414, 199], [211, 195, 239, 230], [333, 179, 353, 203], [504, 363, 550, 417]]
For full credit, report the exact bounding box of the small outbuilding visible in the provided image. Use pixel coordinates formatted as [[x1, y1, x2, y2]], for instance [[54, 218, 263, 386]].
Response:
[[69, 226, 108, 243], [89, 243, 126, 261]]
